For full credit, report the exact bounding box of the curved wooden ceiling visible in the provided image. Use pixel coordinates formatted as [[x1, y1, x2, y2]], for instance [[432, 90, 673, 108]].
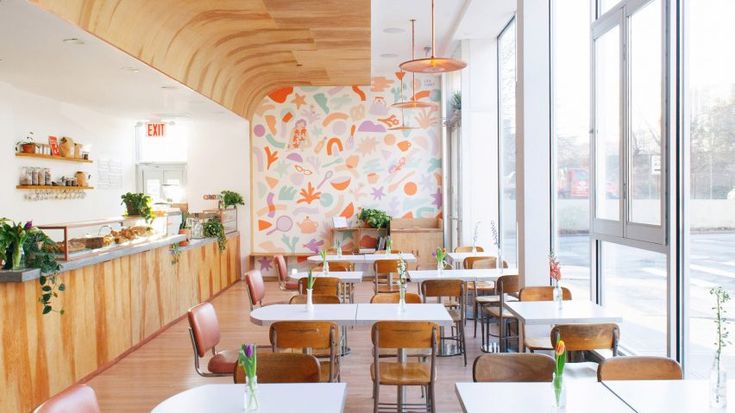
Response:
[[30, 0, 371, 119]]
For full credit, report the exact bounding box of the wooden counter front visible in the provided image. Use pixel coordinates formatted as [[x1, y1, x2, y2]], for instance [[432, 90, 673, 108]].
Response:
[[0, 233, 241, 413]]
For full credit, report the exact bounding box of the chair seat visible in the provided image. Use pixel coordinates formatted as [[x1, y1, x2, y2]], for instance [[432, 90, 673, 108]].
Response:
[[371, 362, 432, 385], [319, 360, 335, 382], [468, 281, 495, 291], [282, 280, 299, 291], [376, 285, 400, 293], [475, 295, 500, 304], [483, 306, 517, 319], [377, 347, 433, 358], [207, 349, 238, 374], [524, 336, 553, 351], [448, 309, 463, 323]]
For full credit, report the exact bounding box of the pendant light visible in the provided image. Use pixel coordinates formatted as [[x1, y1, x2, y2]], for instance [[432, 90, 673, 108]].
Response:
[[388, 107, 418, 131], [399, 0, 467, 73], [392, 19, 435, 109]]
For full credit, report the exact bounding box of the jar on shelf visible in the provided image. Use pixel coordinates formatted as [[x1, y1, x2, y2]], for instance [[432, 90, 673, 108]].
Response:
[[19, 167, 29, 185], [31, 168, 39, 185], [44, 168, 51, 186]]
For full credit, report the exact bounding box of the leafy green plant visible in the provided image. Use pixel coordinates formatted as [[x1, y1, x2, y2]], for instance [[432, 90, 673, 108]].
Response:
[[306, 269, 315, 290], [179, 211, 189, 230], [220, 190, 245, 209], [170, 243, 181, 265], [121, 192, 154, 223], [358, 208, 391, 229], [204, 217, 227, 252], [451, 91, 461, 113]]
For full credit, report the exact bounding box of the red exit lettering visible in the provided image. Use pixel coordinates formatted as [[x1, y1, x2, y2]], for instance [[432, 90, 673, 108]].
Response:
[[146, 123, 166, 137]]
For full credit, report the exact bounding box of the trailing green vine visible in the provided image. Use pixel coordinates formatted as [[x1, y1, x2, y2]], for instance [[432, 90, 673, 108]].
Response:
[[170, 243, 181, 265], [204, 217, 227, 252]]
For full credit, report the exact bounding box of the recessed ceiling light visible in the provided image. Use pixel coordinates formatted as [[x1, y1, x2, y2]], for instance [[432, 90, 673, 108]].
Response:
[[383, 27, 405, 34], [62, 38, 85, 45], [161, 85, 177, 90], [121, 66, 140, 73], [380, 53, 398, 58]]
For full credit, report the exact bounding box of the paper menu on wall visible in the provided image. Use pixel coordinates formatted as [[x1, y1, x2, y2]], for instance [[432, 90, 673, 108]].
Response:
[[97, 159, 123, 189]]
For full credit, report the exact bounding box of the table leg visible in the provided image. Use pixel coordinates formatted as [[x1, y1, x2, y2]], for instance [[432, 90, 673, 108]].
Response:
[[397, 348, 406, 412]]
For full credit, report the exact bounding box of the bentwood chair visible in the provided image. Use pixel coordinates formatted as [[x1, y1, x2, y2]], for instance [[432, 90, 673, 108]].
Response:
[[234, 352, 321, 384], [518, 286, 572, 352], [421, 279, 467, 366], [298, 276, 341, 297], [372, 321, 438, 413], [454, 246, 485, 253], [273, 255, 298, 291], [597, 356, 683, 381], [187, 302, 239, 377], [473, 353, 556, 382], [289, 294, 341, 304], [370, 292, 423, 304], [551, 323, 620, 379], [374, 259, 401, 294], [244, 269, 288, 310], [33, 384, 100, 413], [481, 275, 521, 352], [270, 321, 340, 382]]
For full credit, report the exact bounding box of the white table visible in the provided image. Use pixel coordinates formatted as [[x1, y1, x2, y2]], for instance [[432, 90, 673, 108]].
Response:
[[408, 268, 517, 282], [455, 382, 634, 413], [249, 304, 358, 326], [151, 383, 347, 413], [306, 253, 416, 263], [289, 271, 364, 302], [446, 252, 493, 268], [354, 303, 453, 327], [603, 379, 735, 413]]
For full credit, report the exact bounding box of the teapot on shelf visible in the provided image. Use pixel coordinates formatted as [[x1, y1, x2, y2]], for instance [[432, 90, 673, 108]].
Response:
[[75, 171, 91, 187]]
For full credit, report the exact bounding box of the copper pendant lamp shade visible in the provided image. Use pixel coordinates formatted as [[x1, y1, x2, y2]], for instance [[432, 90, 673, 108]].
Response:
[[399, 0, 467, 73], [391, 20, 436, 109]]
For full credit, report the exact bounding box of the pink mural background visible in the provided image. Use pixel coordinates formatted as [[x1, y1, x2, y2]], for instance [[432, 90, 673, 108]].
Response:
[[250, 72, 442, 263]]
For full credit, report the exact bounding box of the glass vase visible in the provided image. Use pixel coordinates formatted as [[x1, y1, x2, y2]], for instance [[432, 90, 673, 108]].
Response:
[[336, 245, 342, 258], [436, 260, 443, 275], [306, 289, 314, 313], [323, 261, 329, 276], [245, 374, 259, 411], [553, 280, 563, 309], [711, 356, 728, 409], [398, 284, 407, 313], [497, 248, 503, 275], [552, 372, 566, 409], [11, 243, 25, 270]]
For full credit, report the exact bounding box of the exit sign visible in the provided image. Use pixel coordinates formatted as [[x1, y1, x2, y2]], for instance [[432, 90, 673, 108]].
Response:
[[146, 123, 166, 137]]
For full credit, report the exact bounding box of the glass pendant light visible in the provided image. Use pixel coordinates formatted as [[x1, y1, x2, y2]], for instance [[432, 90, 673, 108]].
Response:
[[392, 19, 436, 109], [399, 0, 467, 73]]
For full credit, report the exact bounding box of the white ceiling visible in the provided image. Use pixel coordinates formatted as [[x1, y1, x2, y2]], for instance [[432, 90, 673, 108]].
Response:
[[371, 0, 516, 75], [0, 0, 243, 123]]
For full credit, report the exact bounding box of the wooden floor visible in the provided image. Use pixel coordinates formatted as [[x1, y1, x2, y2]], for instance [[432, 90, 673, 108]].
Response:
[[86, 280, 501, 412]]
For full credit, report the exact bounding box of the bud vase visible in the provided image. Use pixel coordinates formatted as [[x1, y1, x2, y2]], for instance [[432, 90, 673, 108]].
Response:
[[336, 247, 342, 258], [711, 356, 728, 409], [11, 243, 25, 270], [496, 248, 503, 275], [437, 261, 443, 275], [323, 261, 329, 276], [245, 375, 259, 411], [306, 289, 314, 313], [552, 372, 566, 409], [471, 244, 477, 253], [398, 285, 407, 313], [552, 280, 563, 309]]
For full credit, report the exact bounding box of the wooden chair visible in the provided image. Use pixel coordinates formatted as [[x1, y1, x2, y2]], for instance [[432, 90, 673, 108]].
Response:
[[327, 248, 354, 255], [273, 255, 299, 291], [244, 269, 288, 310], [234, 352, 321, 384], [370, 292, 423, 303], [312, 262, 353, 272], [597, 356, 683, 381], [551, 323, 620, 379], [473, 353, 556, 382], [33, 384, 100, 413], [270, 321, 340, 382], [463, 256, 508, 337], [289, 294, 341, 304], [298, 276, 340, 296], [481, 275, 521, 352], [454, 246, 485, 253], [371, 321, 438, 413], [187, 302, 238, 377], [374, 259, 401, 294], [519, 286, 573, 352], [421, 279, 467, 366]]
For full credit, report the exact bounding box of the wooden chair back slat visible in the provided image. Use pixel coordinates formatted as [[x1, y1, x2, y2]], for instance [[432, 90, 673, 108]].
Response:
[[371, 321, 438, 349], [298, 277, 340, 295], [421, 279, 464, 298], [374, 259, 400, 274], [270, 321, 336, 350], [288, 294, 341, 304], [369, 292, 423, 304], [463, 256, 509, 269], [519, 286, 572, 301], [473, 354, 556, 382], [454, 246, 485, 253], [551, 323, 620, 354], [312, 262, 352, 272], [597, 356, 683, 381], [233, 352, 320, 383]]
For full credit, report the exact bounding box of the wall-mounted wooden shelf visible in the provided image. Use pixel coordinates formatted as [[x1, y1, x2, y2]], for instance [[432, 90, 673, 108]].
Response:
[[15, 152, 92, 163], [16, 185, 94, 190]]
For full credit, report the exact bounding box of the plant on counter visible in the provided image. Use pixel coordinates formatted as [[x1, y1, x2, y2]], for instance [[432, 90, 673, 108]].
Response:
[[0, 219, 64, 315], [220, 190, 245, 209], [203, 217, 227, 252], [358, 208, 391, 229], [121, 192, 154, 223], [170, 243, 181, 265]]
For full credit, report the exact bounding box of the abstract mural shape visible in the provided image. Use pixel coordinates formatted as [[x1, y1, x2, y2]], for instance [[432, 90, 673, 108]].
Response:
[[269, 87, 294, 103]]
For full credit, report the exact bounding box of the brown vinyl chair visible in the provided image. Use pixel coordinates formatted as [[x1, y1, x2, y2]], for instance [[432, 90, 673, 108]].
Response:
[[463, 256, 509, 338], [187, 302, 239, 377], [454, 246, 485, 253], [421, 279, 467, 366], [597, 356, 683, 381], [371, 321, 438, 413], [273, 255, 298, 291], [33, 384, 100, 413], [519, 286, 573, 352], [473, 353, 556, 382], [270, 321, 340, 382], [298, 276, 340, 296], [370, 292, 423, 304], [234, 352, 321, 384], [244, 269, 288, 310], [374, 259, 401, 294], [289, 294, 341, 304], [551, 323, 620, 379], [481, 275, 521, 352]]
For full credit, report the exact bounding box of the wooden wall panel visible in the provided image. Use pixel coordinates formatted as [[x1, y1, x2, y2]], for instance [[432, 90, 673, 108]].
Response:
[[0, 236, 240, 412], [29, 0, 371, 119]]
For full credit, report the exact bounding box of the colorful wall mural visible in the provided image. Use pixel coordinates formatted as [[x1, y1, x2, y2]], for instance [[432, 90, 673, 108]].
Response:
[[250, 72, 443, 258]]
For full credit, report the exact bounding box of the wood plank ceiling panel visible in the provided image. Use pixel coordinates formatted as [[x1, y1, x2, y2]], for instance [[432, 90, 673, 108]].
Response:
[[30, 0, 371, 119]]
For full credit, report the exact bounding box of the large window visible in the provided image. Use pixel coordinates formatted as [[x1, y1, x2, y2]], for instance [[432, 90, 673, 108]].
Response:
[[498, 18, 517, 268], [552, 0, 592, 300], [684, 0, 735, 377]]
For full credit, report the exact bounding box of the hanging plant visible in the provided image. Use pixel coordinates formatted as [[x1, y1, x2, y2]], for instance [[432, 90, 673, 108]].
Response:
[[203, 217, 227, 252], [121, 192, 154, 223]]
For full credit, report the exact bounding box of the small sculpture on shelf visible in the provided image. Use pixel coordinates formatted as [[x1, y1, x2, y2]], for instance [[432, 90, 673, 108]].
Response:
[[15, 132, 37, 154]]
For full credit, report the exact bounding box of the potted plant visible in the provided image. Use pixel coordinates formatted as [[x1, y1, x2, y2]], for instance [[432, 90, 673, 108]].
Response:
[[16, 132, 37, 154], [220, 190, 245, 209], [178, 212, 190, 247], [203, 217, 226, 252], [121, 192, 154, 223], [358, 208, 391, 229]]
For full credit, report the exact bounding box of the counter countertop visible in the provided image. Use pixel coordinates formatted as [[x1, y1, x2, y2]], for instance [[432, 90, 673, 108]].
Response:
[[0, 232, 239, 283]]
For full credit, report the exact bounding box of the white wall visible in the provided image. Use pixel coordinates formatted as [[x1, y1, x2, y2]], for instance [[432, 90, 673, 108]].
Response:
[[0, 82, 136, 224], [186, 119, 251, 268]]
